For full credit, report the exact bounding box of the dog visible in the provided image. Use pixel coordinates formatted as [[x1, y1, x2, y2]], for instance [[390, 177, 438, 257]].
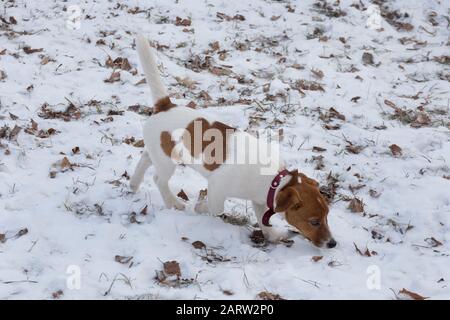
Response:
[[130, 34, 336, 248]]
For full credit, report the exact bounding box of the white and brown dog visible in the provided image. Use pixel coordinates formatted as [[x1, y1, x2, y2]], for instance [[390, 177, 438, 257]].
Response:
[[130, 35, 336, 248]]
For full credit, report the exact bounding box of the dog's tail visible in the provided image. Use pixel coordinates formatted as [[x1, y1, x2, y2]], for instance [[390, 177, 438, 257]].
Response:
[[136, 34, 169, 103]]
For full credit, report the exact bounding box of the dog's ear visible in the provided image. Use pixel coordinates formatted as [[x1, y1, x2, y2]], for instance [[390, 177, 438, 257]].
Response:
[[299, 173, 319, 187], [286, 169, 300, 186], [275, 187, 303, 212]]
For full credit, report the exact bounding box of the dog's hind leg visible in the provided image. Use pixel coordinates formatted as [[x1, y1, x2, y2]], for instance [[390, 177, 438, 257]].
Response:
[[153, 161, 185, 210], [130, 150, 152, 192]]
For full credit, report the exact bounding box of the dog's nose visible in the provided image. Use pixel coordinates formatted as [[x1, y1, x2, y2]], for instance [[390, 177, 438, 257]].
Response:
[[326, 239, 337, 248]]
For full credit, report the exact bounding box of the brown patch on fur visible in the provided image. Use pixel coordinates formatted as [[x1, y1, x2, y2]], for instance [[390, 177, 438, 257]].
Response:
[[154, 96, 176, 114], [275, 170, 331, 247], [160, 131, 176, 157], [183, 118, 236, 171]]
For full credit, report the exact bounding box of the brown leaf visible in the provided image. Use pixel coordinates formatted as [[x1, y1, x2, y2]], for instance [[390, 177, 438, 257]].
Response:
[[270, 15, 281, 21], [210, 66, 232, 76], [23, 46, 43, 54], [348, 198, 364, 213], [312, 146, 327, 153], [175, 17, 191, 26], [399, 288, 428, 300], [424, 237, 443, 247], [257, 291, 284, 300], [9, 125, 21, 140], [222, 290, 234, 296], [312, 256, 323, 262], [411, 112, 430, 128], [209, 41, 220, 51], [351, 96, 361, 103], [192, 240, 206, 249], [177, 189, 189, 201], [163, 261, 181, 277], [384, 99, 397, 109], [389, 144, 402, 157], [72, 146, 80, 154], [0, 233, 6, 243], [362, 52, 374, 65], [114, 255, 133, 264], [60, 157, 72, 169], [186, 101, 196, 109], [133, 139, 145, 148], [52, 290, 63, 299], [346, 144, 364, 154]]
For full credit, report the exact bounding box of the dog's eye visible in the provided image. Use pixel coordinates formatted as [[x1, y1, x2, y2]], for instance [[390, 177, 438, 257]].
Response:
[[309, 219, 321, 227], [292, 203, 302, 210]]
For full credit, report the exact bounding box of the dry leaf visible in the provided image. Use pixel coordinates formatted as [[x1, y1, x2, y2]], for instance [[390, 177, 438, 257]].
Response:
[[60, 157, 72, 169], [348, 198, 364, 213], [222, 290, 234, 296], [114, 255, 133, 264], [399, 288, 428, 300], [362, 52, 374, 65], [192, 240, 206, 249], [23, 46, 43, 54], [257, 291, 284, 300], [175, 17, 191, 26], [177, 189, 189, 201], [312, 256, 323, 262], [163, 261, 181, 277], [389, 144, 402, 157], [52, 290, 63, 299], [0, 233, 6, 243], [312, 146, 327, 153], [424, 237, 443, 247], [209, 41, 220, 51]]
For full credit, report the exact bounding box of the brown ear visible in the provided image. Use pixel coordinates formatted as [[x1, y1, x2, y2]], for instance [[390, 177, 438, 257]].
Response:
[[299, 173, 319, 187], [275, 187, 303, 212]]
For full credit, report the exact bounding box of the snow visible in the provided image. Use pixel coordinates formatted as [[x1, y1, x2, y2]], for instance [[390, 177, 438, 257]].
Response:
[[1, 0, 449, 299]]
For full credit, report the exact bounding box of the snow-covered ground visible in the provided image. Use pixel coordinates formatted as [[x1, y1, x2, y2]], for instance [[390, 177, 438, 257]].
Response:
[[1, 0, 449, 300]]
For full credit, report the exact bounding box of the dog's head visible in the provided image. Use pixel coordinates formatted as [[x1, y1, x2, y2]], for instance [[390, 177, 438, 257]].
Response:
[[275, 170, 336, 248]]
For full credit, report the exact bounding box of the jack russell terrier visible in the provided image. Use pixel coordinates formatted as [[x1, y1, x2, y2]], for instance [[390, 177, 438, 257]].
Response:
[[130, 34, 336, 248]]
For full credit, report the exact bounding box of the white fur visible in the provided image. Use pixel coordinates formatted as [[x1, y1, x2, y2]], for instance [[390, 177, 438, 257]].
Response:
[[135, 34, 168, 101], [131, 35, 289, 241]]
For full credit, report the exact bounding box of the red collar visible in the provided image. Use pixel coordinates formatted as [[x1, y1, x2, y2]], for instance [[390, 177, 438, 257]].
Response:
[[262, 169, 290, 227]]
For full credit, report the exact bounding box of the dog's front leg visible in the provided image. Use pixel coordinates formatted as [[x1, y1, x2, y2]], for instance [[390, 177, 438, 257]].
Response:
[[252, 201, 287, 243]]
